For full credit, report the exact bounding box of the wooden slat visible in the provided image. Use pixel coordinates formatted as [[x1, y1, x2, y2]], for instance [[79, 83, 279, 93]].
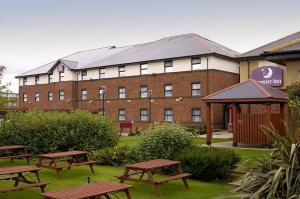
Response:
[[38, 151, 88, 159], [0, 166, 40, 175], [126, 159, 179, 170], [154, 173, 191, 184]]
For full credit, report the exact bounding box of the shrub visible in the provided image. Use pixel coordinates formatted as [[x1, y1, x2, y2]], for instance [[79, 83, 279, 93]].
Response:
[[177, 147, 240, 181], [187, 124, 206, 135], [135, 123, 194, 161], [0, 110, 119, 154], [91, 145, 137, 166]]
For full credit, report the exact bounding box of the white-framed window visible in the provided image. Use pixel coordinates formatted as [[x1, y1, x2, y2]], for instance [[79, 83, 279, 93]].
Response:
[[119, 87, 125, 99], [99, 88, 105, 99], [118, 66, 125, 77], [81, 89, 88, 100], [164, 60, 173, 73], [35, 92, 40, 102], [118, 109, 126, 121], [192, 83, 201, 96], [23, 93, 28, 102], [99, 68, 105, 79], [35, 76, 39, 85], [192, 109, 201, 122], [140, 109, 148, 121], [140, 86, 148, 98], [23, 77, 27, 86], [59, 72, 64, 82], [164, 84, 173, 97], [191, 57, 202, 70], [164, 109, 173, 122], [48, 92, 53, 101], [140, 63, 148, 75], [81, 70, 88, 80], [48, 74, 53, 83], [59, 90, 64, 101]]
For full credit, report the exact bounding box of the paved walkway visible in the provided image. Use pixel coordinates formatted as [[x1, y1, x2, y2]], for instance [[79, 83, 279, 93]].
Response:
[[202, 141, 272, 150], [199, 130, 233, 139]]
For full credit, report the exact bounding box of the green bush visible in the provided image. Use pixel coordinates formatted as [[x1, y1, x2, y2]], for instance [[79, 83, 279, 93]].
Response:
[[135, 123, 194, 161], [177, 147, 240, 181], [91, 145, 137, 166], [188, 124, 206, 135], [0, 110, 119, 154]]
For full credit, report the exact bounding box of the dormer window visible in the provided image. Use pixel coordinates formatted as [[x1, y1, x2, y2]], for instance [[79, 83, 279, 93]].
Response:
[[164, 60, 173, 73], [118, 66, 125, 77], [23, 77, 27, 86], [35, 76, 39, 85], [192, 57, 202, 70], [48, 74, 53, 83], [99, 68, 105, 79], [59, 72, 64, 82], [81, 70, 87, 80]]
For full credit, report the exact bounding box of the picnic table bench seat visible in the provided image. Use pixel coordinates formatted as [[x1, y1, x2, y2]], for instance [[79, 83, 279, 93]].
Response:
[[0, 182, 46, 193], [154, 173, 191, 184], [0, 145, 31, 164], [41, 181, 133, 199]]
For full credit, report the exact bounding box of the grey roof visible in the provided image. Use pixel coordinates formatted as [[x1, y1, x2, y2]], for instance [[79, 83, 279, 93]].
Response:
[[239, 31, 300, 58], [203, 79, 288, 102], [17, 33, 239, 77]]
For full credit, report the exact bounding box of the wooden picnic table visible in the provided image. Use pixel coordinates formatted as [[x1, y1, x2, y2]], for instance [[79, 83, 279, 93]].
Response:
[[36, 150, 96, 179], [41, 181, 133, 199], [0, 145, 32, 164], [0, 165, 46, 193], [117, 159, 191, 197]]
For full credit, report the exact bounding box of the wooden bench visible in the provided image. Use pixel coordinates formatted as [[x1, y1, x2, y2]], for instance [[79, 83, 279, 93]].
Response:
[[37, 151, 95, 179], [41, 181, 133, 199], [0, 145, 31, 165], [0, 166, 46, 193], [118, 159, 191, 197]]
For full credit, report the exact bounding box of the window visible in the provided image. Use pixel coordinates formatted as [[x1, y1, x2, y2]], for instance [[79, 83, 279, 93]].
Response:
[[99, 88, 105, 99], [118, 109, 126, 121], [23, 93, 28, 102], [191, 57, 202, 70], [119, 87, 125, 99], [118, 66, 125, 77], [192, 109, 201, 123], [140, 63, 148, 75], [81, 70, 87, 80], [164, 84, 173, 97], [140, 86, 148, 98], [35, 92, 40, 102], [81, 89, 88, 100], [164, 109, 173, 122], [192, 83, 201, 96], [48, 74, 53, 83], [59, 72, 64, 82], [59, 90, 64, 101], [164, 60, 173, 73], [48, 92, 53, 101], [140, 109, 148, 122], [99, 68, 105, 79], [35, 76, 39, 85], [23, 77, 27, 86]]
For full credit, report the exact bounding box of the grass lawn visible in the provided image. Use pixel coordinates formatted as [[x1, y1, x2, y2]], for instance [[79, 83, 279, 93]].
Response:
[[0, 136, 271, 199]]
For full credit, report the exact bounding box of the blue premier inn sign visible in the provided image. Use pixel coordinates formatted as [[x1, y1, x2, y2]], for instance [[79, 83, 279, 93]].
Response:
[[251, 66, 283, 87]]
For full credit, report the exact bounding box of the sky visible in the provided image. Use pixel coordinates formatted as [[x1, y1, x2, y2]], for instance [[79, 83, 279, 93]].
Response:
[[0, 0, 300, 92]]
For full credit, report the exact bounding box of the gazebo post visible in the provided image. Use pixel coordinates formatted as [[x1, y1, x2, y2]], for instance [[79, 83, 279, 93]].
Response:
[[266, 102, 272, 145], [206, 102, 212, 146], [232, 103, 238, 147]]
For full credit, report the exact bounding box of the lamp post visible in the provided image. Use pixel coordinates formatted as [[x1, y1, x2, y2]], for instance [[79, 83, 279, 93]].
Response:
[[100, 86, 106, 116]]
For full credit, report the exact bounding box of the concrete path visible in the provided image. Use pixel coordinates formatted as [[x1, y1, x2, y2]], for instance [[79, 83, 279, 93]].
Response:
[[199, 130, 233, 139]]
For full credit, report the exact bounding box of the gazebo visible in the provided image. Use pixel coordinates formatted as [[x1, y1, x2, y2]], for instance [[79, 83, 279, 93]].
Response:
[[202, 79, 288, 146]]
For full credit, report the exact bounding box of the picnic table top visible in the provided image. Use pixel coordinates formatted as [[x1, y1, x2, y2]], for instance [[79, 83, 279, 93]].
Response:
[[125, 159, 180, 170], [0, 145, 27, 151], [41, 181, 132, 199], [0, 165, 40, 175], [38, 151, 88, 159]]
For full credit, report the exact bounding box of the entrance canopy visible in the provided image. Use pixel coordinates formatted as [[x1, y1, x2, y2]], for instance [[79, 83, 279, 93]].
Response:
[[202, 79, 288, 146]]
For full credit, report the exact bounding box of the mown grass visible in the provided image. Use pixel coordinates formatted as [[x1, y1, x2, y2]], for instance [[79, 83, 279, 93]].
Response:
[[0, 136, 271, 199]]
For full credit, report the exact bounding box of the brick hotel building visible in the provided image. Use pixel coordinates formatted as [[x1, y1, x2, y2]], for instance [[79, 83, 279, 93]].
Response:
[[16, 34, 239, 130]]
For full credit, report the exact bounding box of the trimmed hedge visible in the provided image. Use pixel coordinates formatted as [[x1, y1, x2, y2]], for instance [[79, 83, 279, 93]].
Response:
[[177, 147, 240, 181], [91, 146, 137, 166], [135, 123, 194, 161], [0, 110, 119, 154]]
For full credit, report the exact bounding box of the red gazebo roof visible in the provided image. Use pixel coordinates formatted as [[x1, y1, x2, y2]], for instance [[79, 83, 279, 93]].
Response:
[[202, 79, 288, 103]]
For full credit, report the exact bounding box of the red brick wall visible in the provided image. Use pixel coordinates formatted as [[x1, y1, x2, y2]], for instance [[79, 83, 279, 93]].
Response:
[[19, 70, 239, 130]]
